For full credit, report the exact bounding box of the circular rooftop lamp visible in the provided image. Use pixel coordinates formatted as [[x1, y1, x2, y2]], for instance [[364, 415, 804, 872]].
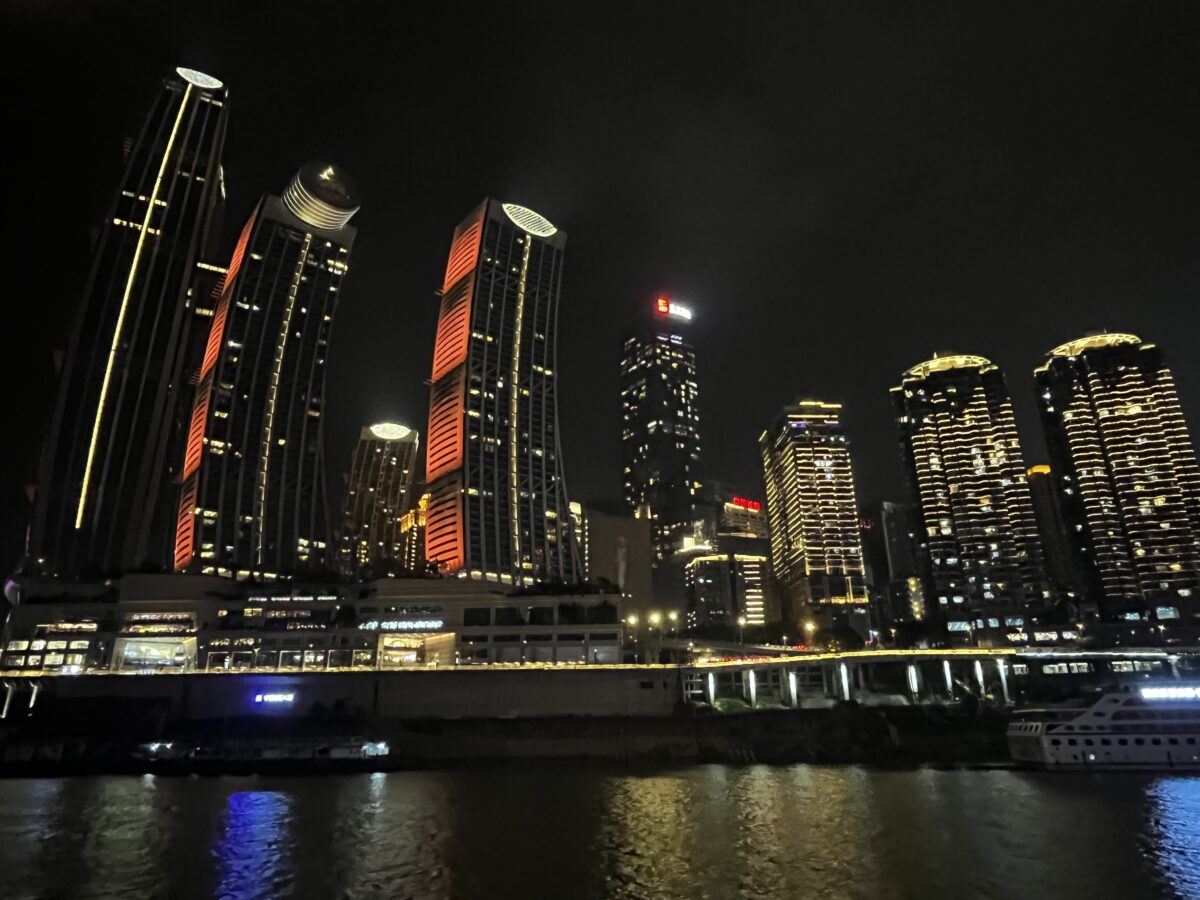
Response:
[[176, 67, 224, 90], [502, 203, 557, 237], [282, 162, 360, 230], [903, 354, 994, 379], [370, 423, 411, 441], [1048, 333, 1141, 357]]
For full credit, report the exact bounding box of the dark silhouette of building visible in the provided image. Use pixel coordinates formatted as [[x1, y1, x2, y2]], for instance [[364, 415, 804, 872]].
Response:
[[620, 296, 702, 559], [424, 200, 579, 584], [892, 353, 1050, 641], [1025, 464, 1084, 603], [1035, 332, 1200, 622], [173, 162, 359, 577], [31, 67, 229, 575], [337, 423, 419, 574]]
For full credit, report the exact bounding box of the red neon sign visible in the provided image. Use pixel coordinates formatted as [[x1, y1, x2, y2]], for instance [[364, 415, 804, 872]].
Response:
[[731, 497, 761, 511], [655, 296, 670, 315]]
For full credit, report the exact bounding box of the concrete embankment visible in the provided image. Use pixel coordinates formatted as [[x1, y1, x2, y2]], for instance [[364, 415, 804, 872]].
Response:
[[0, 703, 1010, 774]]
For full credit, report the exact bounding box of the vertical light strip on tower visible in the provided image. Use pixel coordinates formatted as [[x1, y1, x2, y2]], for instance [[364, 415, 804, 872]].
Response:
[[509, 237, 532, 566], [76, 84, 193, 529]]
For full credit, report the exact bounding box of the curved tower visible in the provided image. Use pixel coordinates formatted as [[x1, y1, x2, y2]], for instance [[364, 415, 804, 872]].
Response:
[[337, 422, 420, 573], [424, 199, 580, 584], [173, 162, 359, 577], [1035, 332, 1200, 621], [891, 353, 1049, 637], [32, 67, 229, 574]]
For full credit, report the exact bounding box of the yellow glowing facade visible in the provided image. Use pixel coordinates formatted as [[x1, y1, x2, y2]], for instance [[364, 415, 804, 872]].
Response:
[[892, 354, 1049, 624], [759, 401, 866, 617], [1036, 333, 1200, 620]]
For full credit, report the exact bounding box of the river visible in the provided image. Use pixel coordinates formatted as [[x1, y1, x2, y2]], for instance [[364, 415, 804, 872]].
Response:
[[0, 766, 1196, 899]]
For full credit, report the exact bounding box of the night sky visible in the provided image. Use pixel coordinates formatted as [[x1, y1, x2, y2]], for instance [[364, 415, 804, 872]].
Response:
[[6, 1, 1200, 572]]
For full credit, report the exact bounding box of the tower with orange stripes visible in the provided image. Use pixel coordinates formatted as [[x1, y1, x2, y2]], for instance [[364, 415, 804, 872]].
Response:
[[425, 200, 580, 584], [172, 162, 358, 577]]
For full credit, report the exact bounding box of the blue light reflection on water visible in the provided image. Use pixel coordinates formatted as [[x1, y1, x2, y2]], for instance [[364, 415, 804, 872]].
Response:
[[212, 790, 293, 900], [1147, 777, 1200, 899]]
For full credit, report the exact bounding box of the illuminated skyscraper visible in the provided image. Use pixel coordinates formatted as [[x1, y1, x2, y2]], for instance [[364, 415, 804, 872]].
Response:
[[684, 493, 772, 628], [400, 492, 431, 573], [337, 423, 419, 573], [758, 401, 867, 626], [892, 354, 1049, 635], [1035, 333, 1200, 621], [424, 200, 579, 584], [620, 297, 702, 558], [31, 67, 229, 574], [173, 162, 359, 577]]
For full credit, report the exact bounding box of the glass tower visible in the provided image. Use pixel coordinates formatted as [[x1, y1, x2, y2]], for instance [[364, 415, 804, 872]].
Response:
[[174, 162, 359, 578], [1035, 332, 1200, 621], [31, 67, 229, 575], [892, 354, 1049, 635], [337, 423, 419, 573], [424, 200, 579, 584], [620, 297, 702, 559], [758, 401, 867, 625]]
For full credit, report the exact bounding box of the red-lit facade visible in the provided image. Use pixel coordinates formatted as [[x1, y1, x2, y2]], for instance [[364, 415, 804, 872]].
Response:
[[424, 200, 580, 584]]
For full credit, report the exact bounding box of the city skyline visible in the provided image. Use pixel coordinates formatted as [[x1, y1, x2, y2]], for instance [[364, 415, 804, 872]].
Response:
[[9, 4, 1200, 580]]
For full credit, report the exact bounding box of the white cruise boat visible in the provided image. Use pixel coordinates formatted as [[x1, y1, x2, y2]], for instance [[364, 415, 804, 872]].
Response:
[[1008, 684, 1200, 770]]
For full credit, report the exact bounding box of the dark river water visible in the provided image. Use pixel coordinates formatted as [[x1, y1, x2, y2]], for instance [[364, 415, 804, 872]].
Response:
[[0, 766, 1197, 899]]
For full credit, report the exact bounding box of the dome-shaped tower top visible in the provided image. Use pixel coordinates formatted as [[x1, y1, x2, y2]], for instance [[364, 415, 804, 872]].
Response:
[[282, 162, 360, 231]]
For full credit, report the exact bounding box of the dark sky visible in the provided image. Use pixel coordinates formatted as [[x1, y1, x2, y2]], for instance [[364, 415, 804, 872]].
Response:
[[6, 1, 1200, 570]]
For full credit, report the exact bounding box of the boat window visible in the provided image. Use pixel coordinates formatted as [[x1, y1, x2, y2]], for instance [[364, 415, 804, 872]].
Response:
[[1188, 739, 1196, 745], [1092, 711, 1106, 717], [1068, 739, 1078, 746], [1051, 739, 1061, 746], [1068, 662, 1091, 673], [1119, 739, 1128, 746], [1152, 739, 1162, 746], [1135, 739, 1145, 746], [1101, 739, 1111, 746], [1168, 738, 1179, 745]]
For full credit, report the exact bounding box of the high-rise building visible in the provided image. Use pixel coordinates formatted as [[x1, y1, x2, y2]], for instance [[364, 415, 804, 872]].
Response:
[[31, 67, 229, 575], [400, 491, 430, 574], [1025, 464, 1084, 601], [337, 423, 419, 573], [859, 500, 924, 627], [424, 200, 579, 584], [758, 401, 867, 628], [173, 162, 359, 578], [620, 297, 702, 559], [684, 493, 772, 628], [1035, 333, 1200, 622], [570, 500, 655, 614], [892, 354, 1049, 638]]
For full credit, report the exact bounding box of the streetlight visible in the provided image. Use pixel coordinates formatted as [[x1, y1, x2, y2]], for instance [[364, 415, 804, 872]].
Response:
[[626, 614, 639, 661], [649, 610, 663, 640], [803, 620, 816, 647], [668, 610, 679, 636], [737, 615, 747, 644]]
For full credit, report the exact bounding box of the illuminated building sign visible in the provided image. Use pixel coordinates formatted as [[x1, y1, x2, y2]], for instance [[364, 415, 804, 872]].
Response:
[[358, 619, 445, 631], [654, 296, 692, 320], [730, 497, 761, 512], [253, 692, 295, 705], [1140, 686, 1200, 701]]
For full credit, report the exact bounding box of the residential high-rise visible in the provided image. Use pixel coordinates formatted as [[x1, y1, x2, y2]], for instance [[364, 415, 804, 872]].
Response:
[[173, 162, 359, 578], [400, 492, 430, 574], [31, 67, 229, 575], [337, 423, 419, 573], [758, 401, 867, 628], [424, 200, 579, 584], [1035, 333, 1200, 622], [892, 354, 1049, 638], [620, 297, 702, 559]]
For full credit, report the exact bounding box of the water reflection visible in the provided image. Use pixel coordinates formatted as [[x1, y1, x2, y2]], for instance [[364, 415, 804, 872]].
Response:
[[1147, 777, 1200, 898], [0, 768, 1192, 900], [213, 790, 293, 900]]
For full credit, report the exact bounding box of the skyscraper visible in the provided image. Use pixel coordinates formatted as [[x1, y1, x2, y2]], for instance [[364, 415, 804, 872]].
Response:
[[1025, 464, 1084, 601], [759, 401, 867, 628], [32, 67, 229, 574], [424, 200, 579, 584], [892, 354, 1049, 637], [684, 493, 772, 628], [620, 297, 702, 558], [1035, 332, 1200, 621], [173, 162, 359, 578], [337, 423, 419, 573]]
